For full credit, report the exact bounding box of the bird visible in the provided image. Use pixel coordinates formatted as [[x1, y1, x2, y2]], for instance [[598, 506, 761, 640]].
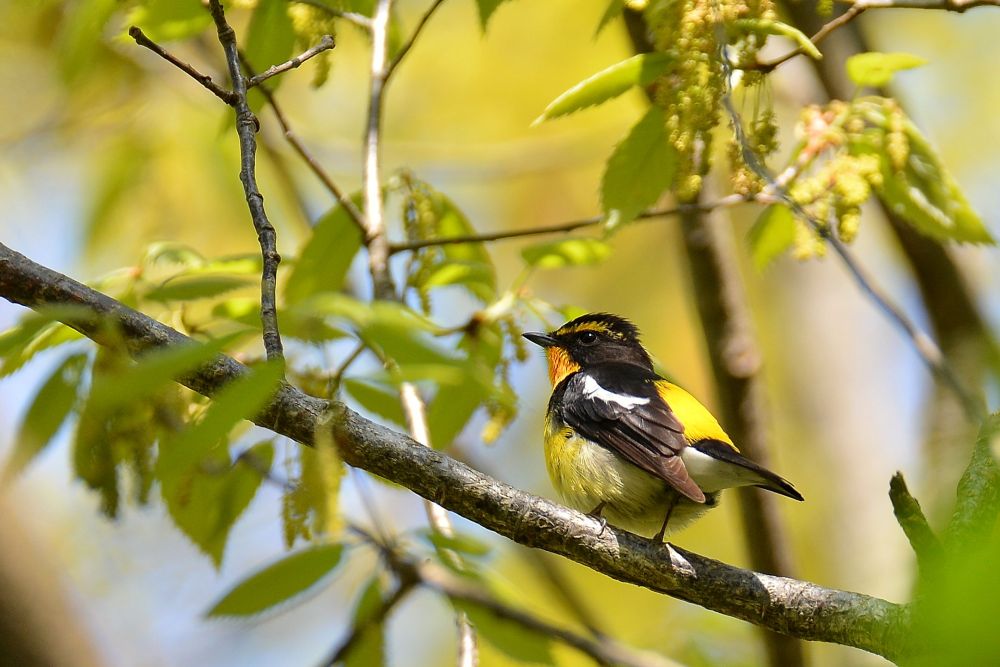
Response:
[[523, 312, 802, 541]]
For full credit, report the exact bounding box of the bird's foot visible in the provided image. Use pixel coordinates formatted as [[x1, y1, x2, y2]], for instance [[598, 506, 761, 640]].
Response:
[[587, 502, 608, 536]]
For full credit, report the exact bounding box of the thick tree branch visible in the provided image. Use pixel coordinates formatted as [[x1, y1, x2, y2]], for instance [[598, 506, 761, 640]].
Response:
[[207, 0, 285, 366], [0, 242, 911, 661]]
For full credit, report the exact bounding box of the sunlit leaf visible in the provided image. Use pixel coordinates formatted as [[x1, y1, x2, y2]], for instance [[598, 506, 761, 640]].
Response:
[[126, 0, 211, 42], [56, 0, 118, 82], [0, 319, 84, 378], [847, 52, 927, 88], [167, 441, 275, 567], [454, 600, 556, 664], [145, 275, 253, 302], [244, 0, 295, 109], [156, 361, 284, 486], [734, 19, 821, 60], [206, 543, 344, 617], [748, 204, 796, 271], [535, 53, 672, 124], [595, 0, 624, 35], [522, 238, 611, 269], [284, 193, 365, 305], [601, 107, 677, 230], [3, 353, 88, 482], [424, 530, 492, 557]]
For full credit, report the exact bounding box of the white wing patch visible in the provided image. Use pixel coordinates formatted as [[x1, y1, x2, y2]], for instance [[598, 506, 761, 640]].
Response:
[[581, 374, 650, 409]]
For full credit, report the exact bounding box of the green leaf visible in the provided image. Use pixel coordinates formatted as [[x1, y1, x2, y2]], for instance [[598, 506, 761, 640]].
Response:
[[475, 0, 511, 30], [4, 353, 88, 482], [342, 378, 407, 427], [244, 0, 296, 110], [207, 544, 344, 617], [748, 205, 796, 270], [733, 19, 821, 60], [846, 52, 927, 88], [601, 107, 677, 229], [126, 0, 211, 42], [595, 0, 625, 35], [522, 238, 611, 269], [156, 361, 284, 486], [284, 193, 365, 305], [424, 530, 492, 557], [0, 319, 83, 378], [853, 118, 993, 244], [535, 53, 672, 124], [345, 577, 387, 667], [167, 441, 275, 567], [432, 194, 496, 302], [454, 600, 556, 664], [145, 275, 253, 302]]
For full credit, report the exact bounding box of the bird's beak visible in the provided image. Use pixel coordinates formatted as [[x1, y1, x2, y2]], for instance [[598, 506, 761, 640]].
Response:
[[522, 331, 559, 348]]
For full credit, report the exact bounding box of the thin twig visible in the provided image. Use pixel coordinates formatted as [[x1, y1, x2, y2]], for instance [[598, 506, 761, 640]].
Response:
[[290, 0, 373, 29], [127, 26, 235, 104], [247, 34, 335, 87], [888, 472, 942, 572], [385, 0, 449, 79], [754, 5, 867, 71], [208, 0, 285, 367], [387, 195, 750, 253], [718, 33, 984, 421], [243, 60, 368, 234], [840, 0, 1000, 10]]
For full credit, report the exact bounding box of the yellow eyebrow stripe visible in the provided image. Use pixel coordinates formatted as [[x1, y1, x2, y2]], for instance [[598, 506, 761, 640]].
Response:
[[556, 321, 617, 337]]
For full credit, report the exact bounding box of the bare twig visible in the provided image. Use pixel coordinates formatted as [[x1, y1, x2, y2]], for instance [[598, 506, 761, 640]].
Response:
[[385, 0, 449, 79], [387, 195, 749, 254], [888, 473, 942, 573], [840, 0, 1000, 10], [247, 34, 335, 88], [207, 0, 285, 367], [718, 36, 984, 422], [127, 26, 235, 103], [290, 0, 373, 29], [362, 0, 396, 301], [754, 5, 867, 71], [243, 61, 368, 235], [0, 240, 914, 660]]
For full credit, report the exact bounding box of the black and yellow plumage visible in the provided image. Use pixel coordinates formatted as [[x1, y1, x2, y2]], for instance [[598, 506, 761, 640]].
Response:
[[524, 313, 802, 541]]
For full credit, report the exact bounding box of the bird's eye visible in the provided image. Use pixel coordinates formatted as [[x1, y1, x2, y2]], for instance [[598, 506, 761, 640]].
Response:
[[578, 331, 598, 346]]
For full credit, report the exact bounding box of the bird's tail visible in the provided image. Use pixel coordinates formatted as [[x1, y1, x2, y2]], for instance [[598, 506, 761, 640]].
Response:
[[693, 440, 804, 501]]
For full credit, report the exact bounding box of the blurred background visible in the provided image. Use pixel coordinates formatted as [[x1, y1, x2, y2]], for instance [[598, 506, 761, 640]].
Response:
[[1, 1, 999, 665]]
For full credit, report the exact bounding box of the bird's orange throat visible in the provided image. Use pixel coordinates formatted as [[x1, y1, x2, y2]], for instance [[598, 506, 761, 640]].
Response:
[[546, 347, 580, 386]]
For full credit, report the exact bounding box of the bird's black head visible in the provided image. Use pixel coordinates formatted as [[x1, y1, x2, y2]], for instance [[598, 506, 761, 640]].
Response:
[[523, 313, 653, 377]]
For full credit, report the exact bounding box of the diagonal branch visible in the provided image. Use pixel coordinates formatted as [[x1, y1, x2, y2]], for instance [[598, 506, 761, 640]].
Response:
[[0, 241, 911, 661], [247, 34, 335, 88], [753, 5, 867, 71], [386, 0, 449, 79], [207, 0, 285, 367], [127, 27, 235, 103]]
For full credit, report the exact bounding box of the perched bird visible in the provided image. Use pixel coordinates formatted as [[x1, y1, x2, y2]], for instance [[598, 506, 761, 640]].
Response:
[[524, 313, 802, 541]]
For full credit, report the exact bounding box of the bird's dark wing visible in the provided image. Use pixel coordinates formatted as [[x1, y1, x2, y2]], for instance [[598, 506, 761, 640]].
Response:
[[556, 364, 706, 503]]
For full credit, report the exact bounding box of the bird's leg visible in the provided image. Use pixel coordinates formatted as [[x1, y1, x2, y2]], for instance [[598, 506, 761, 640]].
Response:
[[653, 496, 679, 543], [587, 501, 608, 535]]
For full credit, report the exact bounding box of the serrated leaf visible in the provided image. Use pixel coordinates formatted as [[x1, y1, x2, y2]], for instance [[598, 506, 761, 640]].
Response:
[[342, 378, 407, 427], [454, 600, 556, 665], [146, 275, 253, 302], [423, 262, 495, 291], [847, 52, 927, 88], [207, 544, 344, 617], [748, 205, 796, 270], [126, 0, 211, 42], [475, 0, 510, 30], [854, 118, 993, 244], [167, 441, 274, 567], [522, 238, 611, 269], [601, 107, 677, 229], [0, 320, 84, 378], [3, 353, 88, 482], [156, 361, 284, 486], [284, 193, 365, 305], [734, 19, 821, 60], [345, 577, 387, 667], [595, 0, 624, 35], [535, 53, 672, 124]]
